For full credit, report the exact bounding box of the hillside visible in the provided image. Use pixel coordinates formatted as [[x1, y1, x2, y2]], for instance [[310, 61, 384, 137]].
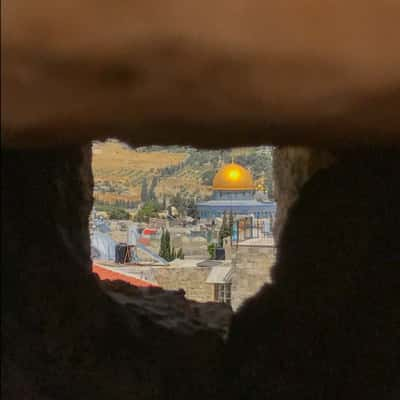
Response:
[[92, 140, 273, 206]]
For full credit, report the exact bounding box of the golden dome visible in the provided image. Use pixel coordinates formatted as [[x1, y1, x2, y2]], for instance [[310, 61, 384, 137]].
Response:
[[212, 163, 255, 191]]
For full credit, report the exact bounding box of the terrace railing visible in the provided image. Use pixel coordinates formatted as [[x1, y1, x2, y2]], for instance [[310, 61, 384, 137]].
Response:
[[231, 216, 274, 246]]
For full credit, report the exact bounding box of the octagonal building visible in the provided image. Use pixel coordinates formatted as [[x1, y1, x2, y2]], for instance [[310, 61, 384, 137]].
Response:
[[196, 163, 276, 221]]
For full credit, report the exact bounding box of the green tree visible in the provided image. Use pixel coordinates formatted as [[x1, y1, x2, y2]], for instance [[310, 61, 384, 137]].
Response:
[[164, 229, 172, 260], [159, 228, 176, 261], [201, 169, 216, 185], [218, 211, 231, 246], [169, 189, 199, 218], [170, 191, 184, 215], [228, 210, 234, 233], [140, 178, 148, 202], [159, 229, 167, 259], [134, 200, 160, 223], [177, 248, 185, 259], [108, 207, 130, 220], [148, 176, 158, 201], [208, 243, 217, 259], [186, 197, 199, 219]]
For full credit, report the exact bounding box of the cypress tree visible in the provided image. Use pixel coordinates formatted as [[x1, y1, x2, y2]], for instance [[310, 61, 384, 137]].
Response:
[[222, 211, 228, 231], [165, 229, 171, 260], [141, 178, 148, 202], [177, 248, 184, 259], [228, 210, 234, 234], [219, 211, 231, 246], [159, 229, 166, 258], [149, 176, 158, 201], [159, 228, 177, 261]]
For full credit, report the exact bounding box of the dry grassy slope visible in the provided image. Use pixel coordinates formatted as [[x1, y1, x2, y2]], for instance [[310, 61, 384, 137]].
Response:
[[92, 141, 271, 204], [153, 147, 269, 198], [92, 141, 209, 202], [92, 141, 187, 176]]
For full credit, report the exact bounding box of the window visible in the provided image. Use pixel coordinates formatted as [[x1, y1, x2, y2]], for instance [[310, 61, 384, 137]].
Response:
[[214, 283, 232, 305]]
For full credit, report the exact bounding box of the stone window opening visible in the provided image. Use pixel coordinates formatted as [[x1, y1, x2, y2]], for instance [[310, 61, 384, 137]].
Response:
[[3, 2, 400, 396], [214, 283, 232, 305], [4, 138, 399, 400]]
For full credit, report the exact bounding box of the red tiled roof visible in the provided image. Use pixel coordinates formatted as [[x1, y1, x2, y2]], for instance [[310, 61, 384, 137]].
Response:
[[143, 228, 157, 235], [92, 263, 158, 288], [138, 237, 150, 245]]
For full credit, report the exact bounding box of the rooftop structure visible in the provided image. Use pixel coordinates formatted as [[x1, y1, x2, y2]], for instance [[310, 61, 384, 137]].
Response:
[[92, 263, 158, 287]]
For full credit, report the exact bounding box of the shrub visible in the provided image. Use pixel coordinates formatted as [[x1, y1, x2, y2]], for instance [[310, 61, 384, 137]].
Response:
[[159, 229, 177, 262], [177, 248, 185, 259], [134, 200, 161, 223], [108, 207, 130, 220], [208, 243, 217, 259]]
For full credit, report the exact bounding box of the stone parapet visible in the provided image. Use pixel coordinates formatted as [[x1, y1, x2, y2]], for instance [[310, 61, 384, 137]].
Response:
[[230, 245, 276, 311], [154, 267, 214, 303]]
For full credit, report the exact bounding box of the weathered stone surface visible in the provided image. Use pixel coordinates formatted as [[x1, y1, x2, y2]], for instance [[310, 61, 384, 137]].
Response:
[[272, 147, 335, 241], [3, 143, 399, 399], [2, 61, 399, 399], [2, 146, 225, 400], [226, 149, 400, 399], [3, 1, 400, 148], [154, 266, 215, 303], [230, 245, 276, 311], [100, 279, 232, 337]]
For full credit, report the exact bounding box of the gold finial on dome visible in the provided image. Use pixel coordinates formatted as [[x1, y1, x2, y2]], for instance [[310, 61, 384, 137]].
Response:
[[212, 163, 255, 191]]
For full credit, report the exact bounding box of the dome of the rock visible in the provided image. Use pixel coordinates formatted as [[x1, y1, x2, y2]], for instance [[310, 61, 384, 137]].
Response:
[[212, 163, 255, 191], [197, 162, 276, 222]]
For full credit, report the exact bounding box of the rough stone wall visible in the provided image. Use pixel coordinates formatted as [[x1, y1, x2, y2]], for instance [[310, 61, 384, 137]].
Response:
[[154, 267, 214, 303], [100, 280, 232, 338], [226, 149, 400, 400], [272, 146, 335, 241], [4, 1, 400, 148], [2, 146, 225, 400], [2, 145, 96, 332], [3, 143, 399, 400], [230, 245, 276, 311]]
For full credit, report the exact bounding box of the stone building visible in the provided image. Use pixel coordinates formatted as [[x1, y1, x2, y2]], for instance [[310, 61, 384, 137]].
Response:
[[153, 262, 215, 303], [229, 239, 276, 310], [94, 244, 275, 310], [149, 244, 275, 310], [112, 237, 276, 311], [196, 162, 276, 222]]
